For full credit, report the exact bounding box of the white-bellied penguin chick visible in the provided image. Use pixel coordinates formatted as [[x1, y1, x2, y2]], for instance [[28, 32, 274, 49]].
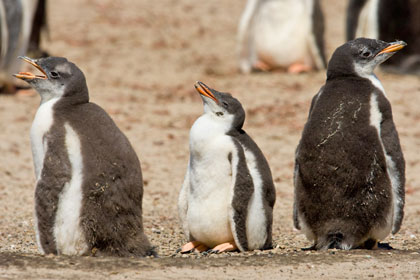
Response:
[[14, 56, 155, 257], [178, 81, 276, 254]]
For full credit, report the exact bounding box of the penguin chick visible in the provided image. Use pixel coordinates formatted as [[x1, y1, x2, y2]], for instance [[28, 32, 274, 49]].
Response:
[[346, 0, 420, 74], [294, 38, 406, 250], [178, 81, 276, 253], [237, 0, 326, 74], [14, 56, 155, 257]]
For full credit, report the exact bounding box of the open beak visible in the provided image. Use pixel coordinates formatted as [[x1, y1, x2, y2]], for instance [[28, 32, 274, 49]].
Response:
[[377, 41, 407, 56], [194, 81, 218, 104], [13, 56, 47, 80]]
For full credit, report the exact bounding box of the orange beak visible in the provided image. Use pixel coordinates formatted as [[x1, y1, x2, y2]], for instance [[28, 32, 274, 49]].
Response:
[[13, 56, 47, 80], [377, 41, 407, 56], [194, 81, 218, 104]]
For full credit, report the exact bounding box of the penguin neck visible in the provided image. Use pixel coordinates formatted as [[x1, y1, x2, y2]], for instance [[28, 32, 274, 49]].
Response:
[[42, 88, 89, 107], [353, 62, 386, 93], [189, 114, 234, 150], [193, 114, 233, 134]]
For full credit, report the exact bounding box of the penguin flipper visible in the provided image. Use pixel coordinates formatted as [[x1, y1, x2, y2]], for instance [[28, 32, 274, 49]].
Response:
[[293, 163, 301, 230], [178, 165, 191, 240], [308, 0, 326, 70], [346, 0, 367, 41], [34, 175, 70, 255], [228, 140, 254, 252], [379, 105, 405, 234], [293, 88, 323, 231], [237, 0, 259, 73]]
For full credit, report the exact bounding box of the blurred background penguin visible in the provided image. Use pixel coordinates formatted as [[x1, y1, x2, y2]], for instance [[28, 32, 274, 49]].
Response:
[[0, 0, 48, 94], [237, 0, 326, 74]]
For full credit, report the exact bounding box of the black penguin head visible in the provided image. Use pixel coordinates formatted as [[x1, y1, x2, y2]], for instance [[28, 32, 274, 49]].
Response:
[[194, 81, 245, 130], [327, 38, 407, 79], [14, 56, 88, 104]]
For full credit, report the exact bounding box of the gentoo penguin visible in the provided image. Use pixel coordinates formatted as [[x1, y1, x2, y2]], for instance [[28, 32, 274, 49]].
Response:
[[347, 0, 420, 74], [178, 81, 276, 253], [294, 38, 406, 250], [0, 0, 40, 93], [237, 0, 326, 74], [14, 56, 155, 257]]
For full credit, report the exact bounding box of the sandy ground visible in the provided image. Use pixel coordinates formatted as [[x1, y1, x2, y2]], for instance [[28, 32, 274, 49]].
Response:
[[1, 0, 420, 279]]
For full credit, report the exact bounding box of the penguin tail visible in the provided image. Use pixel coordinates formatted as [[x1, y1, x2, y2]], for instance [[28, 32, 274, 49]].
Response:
[[316, 232, 352, 250]]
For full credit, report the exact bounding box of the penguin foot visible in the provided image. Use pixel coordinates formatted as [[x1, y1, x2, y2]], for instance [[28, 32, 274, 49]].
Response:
[[180, 241, 209, 254], [209, 241, 238, 253], [377, 242, 393, 250], [16, 88, 36, 96], [287, 62, 312, 74], [301, 244, 317, 251], [253, 60, 272, 72]]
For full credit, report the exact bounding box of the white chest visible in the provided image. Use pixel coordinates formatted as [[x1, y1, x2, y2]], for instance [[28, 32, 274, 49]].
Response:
[[30, 98, 59, 180], [189, 115, 235, 197]]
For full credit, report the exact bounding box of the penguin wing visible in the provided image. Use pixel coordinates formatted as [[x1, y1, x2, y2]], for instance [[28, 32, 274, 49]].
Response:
[[307, 0, 326, 70], [178, 164, 191, 240], [237, 0, 259, 73], [379, 101, 405, 234], [229, 139, 254, 252], [346, 0, 367, 41], [34, 149, 73, 254], [293, 162, 301, 230], [293, 87, 323, 230]]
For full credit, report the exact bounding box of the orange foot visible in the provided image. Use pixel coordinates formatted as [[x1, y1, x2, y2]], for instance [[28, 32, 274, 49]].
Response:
[[16, 89, 36, 96], [180, 241, 209, 254], [253, 60, 272, 72], [209, 241, 238, 254], [287, 62, 312, 74]]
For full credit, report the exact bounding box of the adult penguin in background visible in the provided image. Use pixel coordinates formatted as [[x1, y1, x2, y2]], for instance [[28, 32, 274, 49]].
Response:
[[14, 56, 155, 257], [178, 81, 275, 253], [237, 0, 326, 74], [0, 0, 48, 93], [294, 38, 406, 250], [347, 0, 420, 74]]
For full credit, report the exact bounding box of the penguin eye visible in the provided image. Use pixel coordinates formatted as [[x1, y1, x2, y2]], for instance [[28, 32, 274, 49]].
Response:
[[216, 112, 224, 116], [361, 51, 371, 58], [50, 71, 59, 78], [222, 101, 229, 107]]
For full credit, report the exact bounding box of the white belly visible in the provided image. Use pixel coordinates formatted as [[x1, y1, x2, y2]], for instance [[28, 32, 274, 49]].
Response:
[[187, 185, 233, 248], [186, 116, 236, 247], [253, 0, 312, 66]]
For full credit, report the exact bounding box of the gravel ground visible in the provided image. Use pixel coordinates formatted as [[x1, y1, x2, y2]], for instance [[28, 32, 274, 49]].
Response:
[[0, 0, 419, 279]]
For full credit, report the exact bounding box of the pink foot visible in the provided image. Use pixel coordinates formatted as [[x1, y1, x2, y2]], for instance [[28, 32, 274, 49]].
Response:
[[253, 60, 272, 72], [180, 241, 209, 254], [287, 62, 312, 74], [16, 89, 36, 96], [210, 241, 238, 253]]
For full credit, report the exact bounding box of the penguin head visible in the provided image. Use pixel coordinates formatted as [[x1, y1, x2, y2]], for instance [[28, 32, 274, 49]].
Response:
[[194, 81, 245, 131], [327, 38, 407, 79], [14, 56, 88, 104]]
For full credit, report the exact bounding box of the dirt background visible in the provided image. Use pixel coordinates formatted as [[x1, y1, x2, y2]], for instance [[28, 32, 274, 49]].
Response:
[[1, 0, 419, 279]]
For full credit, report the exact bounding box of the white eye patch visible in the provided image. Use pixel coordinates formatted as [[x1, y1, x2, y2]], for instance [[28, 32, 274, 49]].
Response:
[[55, 63, 72, 75]]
